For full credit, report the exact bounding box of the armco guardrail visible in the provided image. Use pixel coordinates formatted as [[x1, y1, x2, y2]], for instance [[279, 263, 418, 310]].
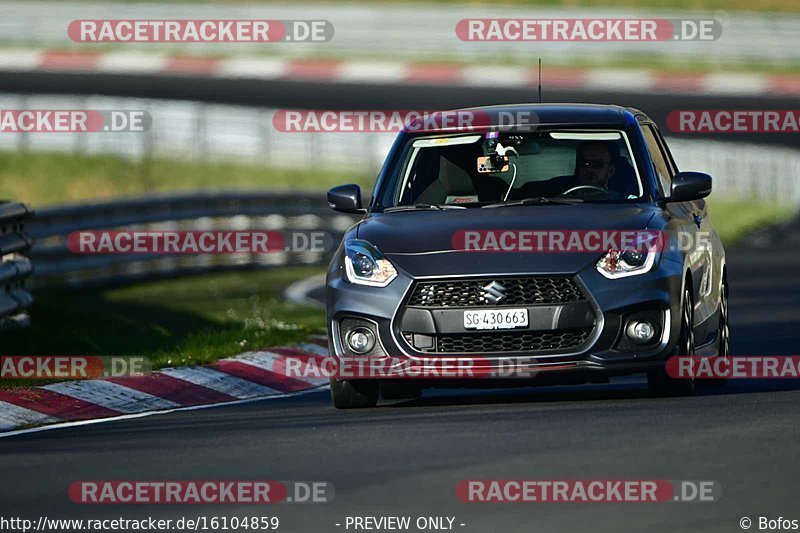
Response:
[[0, 201, 34, 327], [26, 191, 358, 286]]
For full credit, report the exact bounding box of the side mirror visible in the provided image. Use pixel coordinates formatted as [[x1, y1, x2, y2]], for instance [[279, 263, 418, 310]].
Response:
[[669, 171, 712, 202], [327, 184, 366, 214]]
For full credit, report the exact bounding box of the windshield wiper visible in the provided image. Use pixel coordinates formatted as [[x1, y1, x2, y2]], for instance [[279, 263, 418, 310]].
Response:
[[382, 203, 467, 212], [482, 196, 584, 209]]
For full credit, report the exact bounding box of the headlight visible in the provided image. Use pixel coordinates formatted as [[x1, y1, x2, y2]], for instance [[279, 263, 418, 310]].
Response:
[[596, 247, 657, 279], [344, 240, 398, 287]]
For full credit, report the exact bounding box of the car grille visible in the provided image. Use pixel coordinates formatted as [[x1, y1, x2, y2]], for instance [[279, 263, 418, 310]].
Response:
[[404, 328, 593, 354], [406, 277, 585, 307]]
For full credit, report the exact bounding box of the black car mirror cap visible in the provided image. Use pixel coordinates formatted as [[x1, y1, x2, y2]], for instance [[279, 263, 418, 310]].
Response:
[[327, 184, 367, 214], [668, 171, 713, 202]]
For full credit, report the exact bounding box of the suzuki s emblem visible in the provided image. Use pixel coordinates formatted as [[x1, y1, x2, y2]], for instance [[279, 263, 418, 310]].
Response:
[[482, 281, 506, 304]]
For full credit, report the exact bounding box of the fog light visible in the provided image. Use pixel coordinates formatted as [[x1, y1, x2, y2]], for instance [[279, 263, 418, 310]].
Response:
[[626, 321, 655, 344], [346, 327, 376, 354]]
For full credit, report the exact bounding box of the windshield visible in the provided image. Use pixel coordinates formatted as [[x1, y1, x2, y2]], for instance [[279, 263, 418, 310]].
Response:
[[378, 129, 643, 209]]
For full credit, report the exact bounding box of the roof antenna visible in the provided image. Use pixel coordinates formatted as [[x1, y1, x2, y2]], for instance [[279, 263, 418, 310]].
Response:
[[538, 58, 543, 103]]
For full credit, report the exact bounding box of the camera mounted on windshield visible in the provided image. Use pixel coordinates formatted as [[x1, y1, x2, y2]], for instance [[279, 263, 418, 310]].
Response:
[[477, 131, 519, 173]]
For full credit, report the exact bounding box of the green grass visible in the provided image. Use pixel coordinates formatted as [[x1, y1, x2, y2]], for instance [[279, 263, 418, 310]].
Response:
[[708, 200, 794, 247], [0, 151, 367, 207], [0, 266, 327, 389]]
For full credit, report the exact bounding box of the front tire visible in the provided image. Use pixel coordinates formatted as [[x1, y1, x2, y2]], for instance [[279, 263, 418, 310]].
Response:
[[648, 287, 696, 396], [703, 278, 730, 388], [330, 378, 379, 409]]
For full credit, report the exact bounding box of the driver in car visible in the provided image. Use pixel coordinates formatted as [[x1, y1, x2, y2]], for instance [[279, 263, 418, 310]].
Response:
[[575, 141, 616, 189], [510, 140, 619, 200]]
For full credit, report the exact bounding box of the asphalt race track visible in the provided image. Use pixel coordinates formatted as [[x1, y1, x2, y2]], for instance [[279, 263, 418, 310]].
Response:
[[0, 242, 798, 532], [2, 70, 799, 147], [1, 76, 798, 531]]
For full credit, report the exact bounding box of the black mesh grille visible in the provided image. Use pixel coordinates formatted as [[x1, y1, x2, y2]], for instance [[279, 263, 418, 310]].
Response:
[[407, 277, 584, 307], [405, 328, 593, 354]]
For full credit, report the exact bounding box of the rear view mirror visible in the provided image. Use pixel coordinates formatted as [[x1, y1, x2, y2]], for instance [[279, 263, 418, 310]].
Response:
[[669, 172, 712, 202], [327, 184, 366, 214]]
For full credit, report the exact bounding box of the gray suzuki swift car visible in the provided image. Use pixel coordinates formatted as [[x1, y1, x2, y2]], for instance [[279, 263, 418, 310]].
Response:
[[325, 104, 728, 408]]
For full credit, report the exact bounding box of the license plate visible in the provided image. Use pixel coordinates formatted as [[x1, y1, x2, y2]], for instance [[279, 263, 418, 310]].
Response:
[[463, 309, 528, 330]]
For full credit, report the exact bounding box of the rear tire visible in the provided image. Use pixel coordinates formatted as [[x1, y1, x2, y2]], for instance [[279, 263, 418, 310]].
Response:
[[648, 287, 696, 396], [330, 378, 379, 409]]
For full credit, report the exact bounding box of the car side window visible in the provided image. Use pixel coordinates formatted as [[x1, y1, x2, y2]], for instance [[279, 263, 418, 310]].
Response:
[[641, 125, 672, 196], [652, 127, 679, 177]]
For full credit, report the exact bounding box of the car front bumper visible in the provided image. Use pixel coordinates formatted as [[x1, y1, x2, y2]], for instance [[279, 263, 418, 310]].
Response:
[[326, 252, 686, 382]]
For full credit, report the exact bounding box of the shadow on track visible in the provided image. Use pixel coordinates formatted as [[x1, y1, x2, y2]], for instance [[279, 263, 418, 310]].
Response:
[[378, 376, 800, 409]]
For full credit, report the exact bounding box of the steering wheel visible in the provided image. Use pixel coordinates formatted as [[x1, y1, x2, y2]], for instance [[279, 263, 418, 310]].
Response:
[[562, 185, 608, 196]]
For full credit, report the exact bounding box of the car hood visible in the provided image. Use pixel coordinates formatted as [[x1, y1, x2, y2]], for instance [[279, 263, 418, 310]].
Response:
[[356, 204, 658, 277]]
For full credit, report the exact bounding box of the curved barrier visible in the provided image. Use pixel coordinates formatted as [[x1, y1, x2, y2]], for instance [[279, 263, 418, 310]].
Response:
[[0, 201, 34, 327], [27, 191, 357, 286]]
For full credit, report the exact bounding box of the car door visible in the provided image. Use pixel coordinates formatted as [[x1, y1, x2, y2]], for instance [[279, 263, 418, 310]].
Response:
[[650, 125, 723, 346], [640, 123, 716, 344]]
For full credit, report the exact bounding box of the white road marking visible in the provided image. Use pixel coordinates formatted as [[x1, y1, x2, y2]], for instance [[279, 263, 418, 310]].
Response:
[[98, 52, 167, 73], [338, 61, 408, 83], [43, 380, 181, 413], [461, 65, 530, 87], [216, 57, 288, 79], [0, 401, 58, 431], [0, 52, 787, 97], [0, 387, 329, 439], [225, 351, 282, 371], [231, 350, 329, 387], [283, 273, 326, 306], [159, 366, 281, 399], [703, 73, 768, 95], [296, 343, 329, 357], [0, 49, 42, 70], [584, 69, 656, 91]]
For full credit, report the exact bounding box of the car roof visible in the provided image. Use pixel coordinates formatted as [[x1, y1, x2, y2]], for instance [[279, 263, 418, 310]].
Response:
[[404, 103, 649, 134]]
